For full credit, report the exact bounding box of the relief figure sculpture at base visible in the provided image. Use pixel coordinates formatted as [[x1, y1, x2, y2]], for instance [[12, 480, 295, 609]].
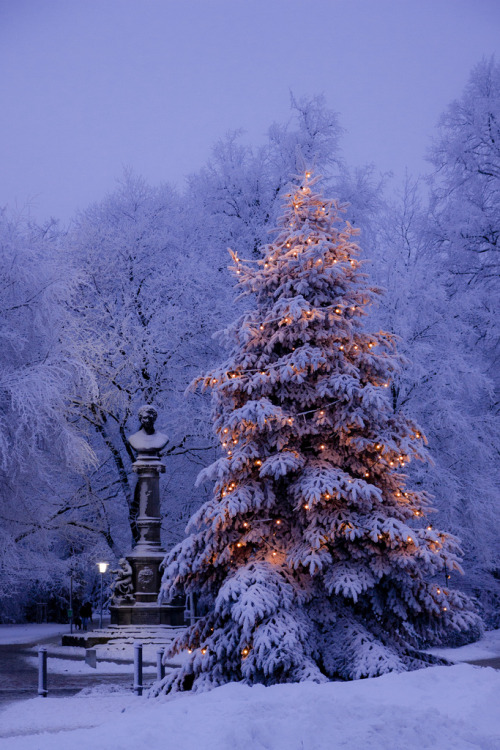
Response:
[[110, 558, 135, 605]]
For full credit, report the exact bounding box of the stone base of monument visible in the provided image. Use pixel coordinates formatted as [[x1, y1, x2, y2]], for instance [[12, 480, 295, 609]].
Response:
[[110, 603, 184, 627], [61, 624, 185, 651], [125, 551, 165, 605], [108, 549, 184, 626]]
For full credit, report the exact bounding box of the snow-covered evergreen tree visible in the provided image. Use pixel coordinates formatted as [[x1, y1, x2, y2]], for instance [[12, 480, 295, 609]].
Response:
[[158, 173, 477, 690], [162, 175, 479, 691]]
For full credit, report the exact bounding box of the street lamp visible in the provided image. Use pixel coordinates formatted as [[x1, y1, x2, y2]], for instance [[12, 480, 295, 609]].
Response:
[[97, 562, 109, 629]]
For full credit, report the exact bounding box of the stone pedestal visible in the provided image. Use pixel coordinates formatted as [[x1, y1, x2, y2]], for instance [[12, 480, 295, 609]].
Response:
[[110, 603, 185, 626], [110, 408, 184, 627]]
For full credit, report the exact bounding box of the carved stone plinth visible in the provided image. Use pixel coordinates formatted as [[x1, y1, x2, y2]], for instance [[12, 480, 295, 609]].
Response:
[[110, 550, 184, 626]]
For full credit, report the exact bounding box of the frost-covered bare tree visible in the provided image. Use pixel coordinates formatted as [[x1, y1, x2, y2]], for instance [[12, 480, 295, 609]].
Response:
[[428, 56, 499, 379], [0, 212, 95, 620], [423, 58, 500, 618], [186, 94, 343, 266], [62, 172, 218, 555], [370, 178, 499, 620]]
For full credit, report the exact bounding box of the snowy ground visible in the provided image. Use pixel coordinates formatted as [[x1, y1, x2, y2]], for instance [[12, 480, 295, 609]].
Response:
[[1, 626, 500, 749], [0, 623, 71, 645], [0, 664, 499, 749], [427, 628, 500, 663]]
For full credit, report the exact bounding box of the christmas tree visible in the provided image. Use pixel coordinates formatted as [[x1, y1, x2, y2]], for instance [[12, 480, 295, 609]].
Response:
[[156, 172, 480, 693]]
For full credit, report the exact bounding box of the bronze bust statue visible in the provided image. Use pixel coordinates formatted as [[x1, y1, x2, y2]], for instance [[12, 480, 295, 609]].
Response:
[[128, 405, 168, 454]]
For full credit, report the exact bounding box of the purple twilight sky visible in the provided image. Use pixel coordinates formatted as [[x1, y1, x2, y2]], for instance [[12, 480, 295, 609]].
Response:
[[0, 0, 499, 223]]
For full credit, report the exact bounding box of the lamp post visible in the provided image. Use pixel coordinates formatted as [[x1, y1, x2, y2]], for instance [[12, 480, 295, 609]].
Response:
[[97, 562, 109, 629]]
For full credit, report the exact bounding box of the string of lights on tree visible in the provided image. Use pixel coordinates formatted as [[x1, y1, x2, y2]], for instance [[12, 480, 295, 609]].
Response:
[[155, 171, 479, 692]]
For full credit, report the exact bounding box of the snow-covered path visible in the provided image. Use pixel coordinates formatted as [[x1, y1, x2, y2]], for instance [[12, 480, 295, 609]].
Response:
[[427, 628, 500, 666], [0, 623, 71, 645]]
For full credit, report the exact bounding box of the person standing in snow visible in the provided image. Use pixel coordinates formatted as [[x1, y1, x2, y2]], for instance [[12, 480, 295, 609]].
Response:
[[80, 601, 92, 631]]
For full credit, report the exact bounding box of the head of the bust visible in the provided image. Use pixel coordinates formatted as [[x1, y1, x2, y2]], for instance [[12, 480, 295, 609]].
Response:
[[138, 405, 157, 435]]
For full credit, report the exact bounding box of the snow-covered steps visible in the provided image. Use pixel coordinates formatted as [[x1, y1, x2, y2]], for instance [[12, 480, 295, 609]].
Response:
[[62, 625, 185, 651]]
